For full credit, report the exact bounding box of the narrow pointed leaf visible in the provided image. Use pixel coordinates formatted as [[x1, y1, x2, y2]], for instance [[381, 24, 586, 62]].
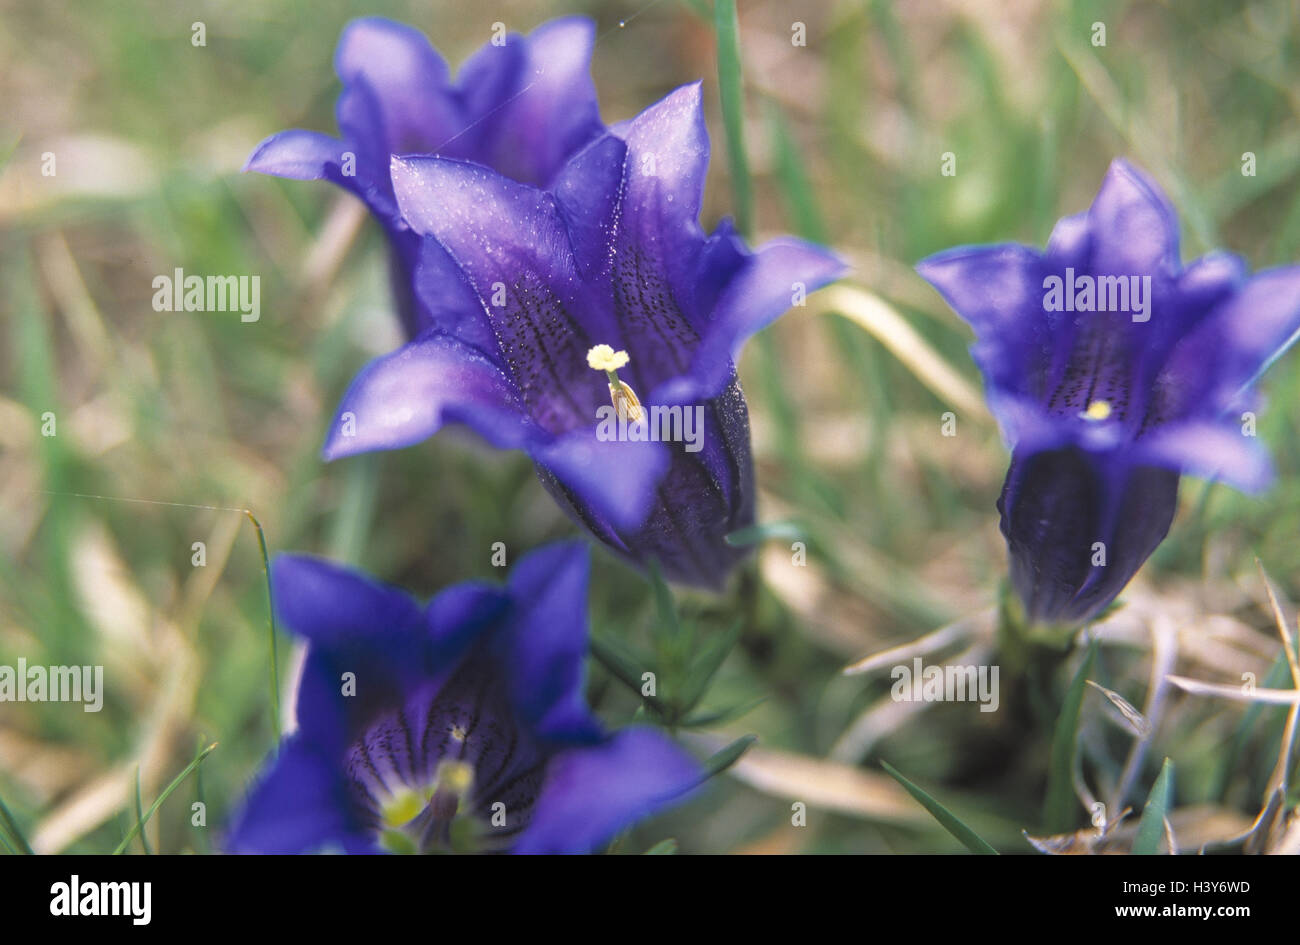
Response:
[[1132, 758, 1175, 854], [881, 761, 998, 855], [1045, 639, 1098, 833], [701, 734, 757, 781]]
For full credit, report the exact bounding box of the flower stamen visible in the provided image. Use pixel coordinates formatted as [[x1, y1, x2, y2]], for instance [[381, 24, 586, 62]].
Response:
[[587, 344, 644, 422], [1082, 399, 1112, 422]]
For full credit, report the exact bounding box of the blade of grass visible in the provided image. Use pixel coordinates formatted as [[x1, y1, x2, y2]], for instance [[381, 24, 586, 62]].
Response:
[[113, 742, 218, 855], [819, 285, 990, 421], [0, 789, 34, 855], [1132, 758, 1175, 854], [713, 0, 752, 237], [725, 520, 804, 547], [881, 761, 997, 854], [133, 767, 151, 855], [1211, 653, 1291, 801], [1045, 638, 1098, 832], [193, 732, 211, 853], [245, 511, 280, 740]]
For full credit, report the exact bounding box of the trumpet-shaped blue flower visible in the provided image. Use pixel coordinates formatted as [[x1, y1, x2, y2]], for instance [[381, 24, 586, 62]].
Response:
[[320, 84, 843, 588], [244, 16, 604, 336], [226, 542, 701, 854], [918, 159, 1300, 623]]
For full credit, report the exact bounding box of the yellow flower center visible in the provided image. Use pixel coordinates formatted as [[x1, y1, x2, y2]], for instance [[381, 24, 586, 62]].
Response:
[[1082, 400, 1112, 421]]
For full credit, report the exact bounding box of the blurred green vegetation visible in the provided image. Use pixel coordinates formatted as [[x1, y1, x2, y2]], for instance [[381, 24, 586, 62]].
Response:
[[1, 0, 1298, 854]]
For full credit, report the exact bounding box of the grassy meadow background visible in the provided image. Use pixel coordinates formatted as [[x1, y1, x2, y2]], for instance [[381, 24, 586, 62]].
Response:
[[1, 0, 1299, 853]]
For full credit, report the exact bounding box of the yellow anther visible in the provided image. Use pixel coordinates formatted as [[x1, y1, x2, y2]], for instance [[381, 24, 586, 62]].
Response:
[[435, 760, 475, 798], [609, 379, 644, 423], [587, 344, 644, 422], [1082, 400, 1112, 421], [586, 345, 629, 372], [380, 787, 430, 828]]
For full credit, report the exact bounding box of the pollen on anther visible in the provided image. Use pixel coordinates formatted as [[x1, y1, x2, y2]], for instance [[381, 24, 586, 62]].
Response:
[[1082, 400, 1113, 421]]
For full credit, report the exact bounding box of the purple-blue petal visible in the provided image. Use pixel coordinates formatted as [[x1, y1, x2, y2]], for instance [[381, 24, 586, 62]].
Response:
[[225, 738, 372, 854], [333, 17, 457, 156], [531, 430, 669, 533], [391, 154, 614, 432], [272, 554, 423, 651], [1133, 421, 1273, 492], [321, 332, 530, 461], [495, 542, 602, 743], [1082, 159, 1181, 278], [659, 238, 846, 403], [999, 448, 1178, 623], [610, 82, 710, 318], [243, 129, 347, 181], [462, 17, 603, 186], [915, 243, 1051, 411], [511, 728, 701, 854]]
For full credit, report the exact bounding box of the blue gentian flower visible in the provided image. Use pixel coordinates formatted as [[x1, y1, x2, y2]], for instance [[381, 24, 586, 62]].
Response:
[[320, 84, 844, 588], [226, 542, 701, 854], [244, 16, 604, 337], [918, 159, 1300, 624]]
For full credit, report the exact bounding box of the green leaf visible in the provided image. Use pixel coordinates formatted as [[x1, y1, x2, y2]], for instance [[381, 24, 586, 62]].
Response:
[[113, 743, 218, 855], [701, 734, 757, 780], [712, 0, 753, 237], [1044, 638, 1098, 833], [881, 761, 998, 855], [1211, 652, 1291, 801], [675, 618, 743, 715], [133, 767, 152, 855], [767, 102, 827, 243], [647, 559, 681, 640], [681, 696, 767, 729], [643, 838, 678, 855], [1132, 758, 1174, 855], [590, 634, 669, 717], [724, 520, 804, 548], [245, 510, 280, 740], [0, 788, 33, 855]]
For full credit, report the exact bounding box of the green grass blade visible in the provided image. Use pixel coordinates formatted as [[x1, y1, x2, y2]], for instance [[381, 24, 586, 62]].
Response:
[[881, 761, 998, 855], [643, 838, 678, 854], [0, 789, 34, 855], [1132, 758, 1174, 855], [245, 511, 281, 741], [1211, 652, 1291, 801], [1044, 638, 1098, 832], [113, 742, 218, 855], [133, 767, 152, 855], [713, 0, 753, 237], [768, 102, 827, 243], [725, 520, 804, 547]]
